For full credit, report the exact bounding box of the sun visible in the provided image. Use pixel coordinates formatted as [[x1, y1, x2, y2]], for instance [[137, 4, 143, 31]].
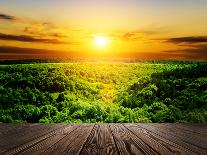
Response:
[[94, 36, 108, 47]]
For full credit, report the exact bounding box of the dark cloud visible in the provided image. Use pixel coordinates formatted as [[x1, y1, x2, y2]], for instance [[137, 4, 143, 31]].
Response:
[[0, 46, 85, 60], [0, 13, 66, 39], [0, 13, 16, 21], [162, 44, 207, 61], [0, 46, 53, 54], [0, 46, 62, 60], [0, 33, 67, 44], [163, 36, 207, 61], [166, 36, 207, 44]]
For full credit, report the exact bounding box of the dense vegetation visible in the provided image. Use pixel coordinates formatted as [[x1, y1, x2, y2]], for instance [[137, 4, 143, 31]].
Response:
[[0, 61, 207, 123]]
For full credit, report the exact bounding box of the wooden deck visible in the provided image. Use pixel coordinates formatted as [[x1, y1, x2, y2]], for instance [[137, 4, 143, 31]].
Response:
[[0, 124, 206, 155]]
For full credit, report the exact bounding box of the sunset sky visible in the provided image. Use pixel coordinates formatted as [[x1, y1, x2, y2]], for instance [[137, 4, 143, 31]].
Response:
[[0, 0, 207, 61]]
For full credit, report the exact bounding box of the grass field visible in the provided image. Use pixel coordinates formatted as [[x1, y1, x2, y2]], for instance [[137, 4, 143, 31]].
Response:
[[0, 61, 207, 123]]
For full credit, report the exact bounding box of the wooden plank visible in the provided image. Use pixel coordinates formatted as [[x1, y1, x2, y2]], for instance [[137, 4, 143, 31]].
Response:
[[138, 124, 207, 154], [0, 124, 38, 137], [17, 124, 80, 155], [43, 124, 94, 155], [150, 124, 207, 151], [109, 124, 158, 155], [172, 123, 207, 136], [0, 124, 44, 153], [188, 124, 207, 128], [0, 123, 206, 154], [0, 124, 65, 154], [157, 123, 207, 149], [81, 124, 119, 155], [125, 123, 195, 155], [1, 124, 68, 155], [65, 124, 94, 155]]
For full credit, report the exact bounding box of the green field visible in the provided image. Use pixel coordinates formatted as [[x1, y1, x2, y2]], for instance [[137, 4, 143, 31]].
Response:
[[0, 61, 207, 123]]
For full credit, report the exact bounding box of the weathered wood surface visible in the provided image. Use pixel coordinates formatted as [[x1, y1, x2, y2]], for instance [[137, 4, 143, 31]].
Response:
[[0, 124, 206, 155]]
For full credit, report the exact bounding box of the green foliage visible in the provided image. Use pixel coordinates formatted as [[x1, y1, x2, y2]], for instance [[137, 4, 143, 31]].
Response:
[[0, 114, 13, 123], [0, 62, 206, 123], [148, 102, 170, 122]]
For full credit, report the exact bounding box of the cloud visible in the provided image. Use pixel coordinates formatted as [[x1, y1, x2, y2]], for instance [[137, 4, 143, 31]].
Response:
[[24, 26, 66, 38], [115, 27, 167, 41], [23, 21, 68, 39], [121, 26, 169, 41], [0, 46, 52, 54], [0, 13, 16, 21], [161, 44, 207, 61], [0, 13, 67, 39], [122, 32, 140, 41], [0, 46, 81, 60], [163, 36, 207, 61], [106, 32, 142, 41], [0, 33, 68, 44], [120, 31, 158, 41], [166, 36, 207, 44], [0, 46, 60, 60]]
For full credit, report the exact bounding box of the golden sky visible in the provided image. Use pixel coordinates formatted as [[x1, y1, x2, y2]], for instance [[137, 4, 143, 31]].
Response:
[[0, 0, 207, 61]]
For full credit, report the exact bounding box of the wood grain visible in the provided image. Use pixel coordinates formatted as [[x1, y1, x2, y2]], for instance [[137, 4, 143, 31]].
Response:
[[125, 123, 196, 155], [0, 123, 206, 155], [42, 124, 94, 155], [18, 124, 79, 155], [81, 124, 119, 155], [138, 123, 207, 154], [0, 124, 64, 154], [110, 124, 160, 155]]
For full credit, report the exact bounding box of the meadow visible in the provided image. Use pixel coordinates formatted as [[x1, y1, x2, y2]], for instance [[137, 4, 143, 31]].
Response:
[[0, 61, 207, 123]]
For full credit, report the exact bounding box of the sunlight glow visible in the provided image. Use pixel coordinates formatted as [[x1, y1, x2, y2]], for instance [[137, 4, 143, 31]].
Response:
[[94, 36, 108, 47]]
